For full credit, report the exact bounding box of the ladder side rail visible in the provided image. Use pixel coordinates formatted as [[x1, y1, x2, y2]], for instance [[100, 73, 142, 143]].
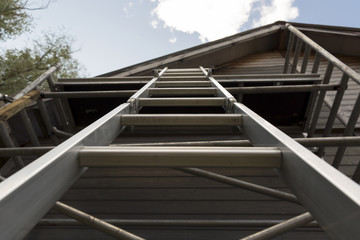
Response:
[[200, 66, 236, 112], [0, 103, 130, 240], [234, 102, 360, 239], [204, 73, 360, 238], [127, 67, 168, 113]]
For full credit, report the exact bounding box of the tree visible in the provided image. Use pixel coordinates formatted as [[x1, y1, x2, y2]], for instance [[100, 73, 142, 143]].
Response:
[[0, 0, 51, 40], [0, 33, 84, 95], [0, 0, 84, 96]]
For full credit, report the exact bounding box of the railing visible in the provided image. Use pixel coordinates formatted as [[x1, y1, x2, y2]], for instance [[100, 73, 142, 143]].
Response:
[[0, 62, 76, 145], [0, 63, 77, 174], [284, 24, 360, 181], [11, 63, 62, 100]]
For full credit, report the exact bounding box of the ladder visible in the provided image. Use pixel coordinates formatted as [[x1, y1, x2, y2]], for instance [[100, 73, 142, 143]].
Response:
[[1, 67, 360, 239]]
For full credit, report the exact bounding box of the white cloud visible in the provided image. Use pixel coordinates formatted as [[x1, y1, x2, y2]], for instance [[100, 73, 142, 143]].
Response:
[[151, 0, 257, 42], [253, 0, 299, 27], [151, 20, 159, 28], [150, 0, 299, 42], [169, 37, 177, 43]]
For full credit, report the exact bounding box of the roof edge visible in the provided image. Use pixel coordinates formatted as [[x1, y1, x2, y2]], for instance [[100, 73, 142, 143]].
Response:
[[97, 21, 286, 77], [97, 21, 360, 77]]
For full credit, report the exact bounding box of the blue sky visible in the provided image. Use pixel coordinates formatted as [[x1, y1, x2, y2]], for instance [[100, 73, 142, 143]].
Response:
[[3, 0, 360, 76]]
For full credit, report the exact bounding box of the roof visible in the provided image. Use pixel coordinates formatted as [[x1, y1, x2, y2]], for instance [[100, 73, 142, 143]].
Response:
[[98, 21, 360, 77]]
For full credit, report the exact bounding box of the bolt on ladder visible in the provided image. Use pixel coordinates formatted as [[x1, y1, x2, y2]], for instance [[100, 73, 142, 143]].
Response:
[[1, 67, 360, 240]]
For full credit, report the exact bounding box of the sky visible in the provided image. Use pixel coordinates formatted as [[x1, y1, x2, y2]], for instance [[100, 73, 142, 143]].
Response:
[[3, 0, 360, 77]]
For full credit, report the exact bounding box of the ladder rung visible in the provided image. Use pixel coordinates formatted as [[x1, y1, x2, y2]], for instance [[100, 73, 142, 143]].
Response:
[[138, 98, 226, 107], [79, 146, 281, 168], [149, 88, 216, 96], [120, 114, 242, 126], [159, 76, 208, 81], [163, 72, 204, 76], [165, 68, 202, 72], [156, 81, 211, 87]]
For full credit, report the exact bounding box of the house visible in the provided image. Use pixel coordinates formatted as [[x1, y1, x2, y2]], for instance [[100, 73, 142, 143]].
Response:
[[1, 21, 360, 239]]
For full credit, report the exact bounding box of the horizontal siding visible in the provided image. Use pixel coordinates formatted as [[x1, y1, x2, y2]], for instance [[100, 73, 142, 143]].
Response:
[[297, 53, 360, 129], [29, 49, 358, 240], [208, 50, 360, 178], [27, 227, 329, 240], [214, 50, 285, 75]]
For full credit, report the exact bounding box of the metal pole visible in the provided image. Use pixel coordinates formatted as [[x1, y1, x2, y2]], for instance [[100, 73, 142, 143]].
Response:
[[55, 76, 323, 85], [287, 24, 360, 85], [2, 136, 360, 157], [178, 168, 300, 204], [0, 122, 24, 168], [0, 177, 144, 240], [311, 51, 321, 73], [0, 147, 53, 157], [53, 127, 74, 138], [53, 202, 145, 240], [37, 218, 320, 228], [308, 62, 334, 136], [317, 73, 350, 156], [240, 212, 314, 240], [227, 83, 338, 94], [301, 45, 311, 73], [332, 91, 360, 168], [42, 90, 136, 98], [47, 75, 73, 131], [40, 84, 338, 99], [291, 38, 303, 73], [36, 99, 59, 145], [20, 109, 41, 146], [283, 32, 295, 74], [304, 91, 318, 133], [12, 63, 61, 100]]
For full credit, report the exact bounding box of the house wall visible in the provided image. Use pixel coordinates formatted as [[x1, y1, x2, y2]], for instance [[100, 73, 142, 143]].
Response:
[[214, 50, 360, 178], [25, 50, 345, 240]]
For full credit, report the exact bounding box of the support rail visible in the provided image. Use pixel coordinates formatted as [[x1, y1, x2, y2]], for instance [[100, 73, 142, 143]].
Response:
[[284, 24, 360, 169]]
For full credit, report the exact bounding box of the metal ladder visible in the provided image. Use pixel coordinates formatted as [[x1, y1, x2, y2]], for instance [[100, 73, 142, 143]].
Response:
[[79, 67, 280, 169], [1, 67, 360, 239]]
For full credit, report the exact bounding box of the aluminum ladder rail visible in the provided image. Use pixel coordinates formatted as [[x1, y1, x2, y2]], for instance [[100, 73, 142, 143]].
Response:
[[0, 67, 278, 239], [79, 67, 281, 169], [0, 67, 360, 239], [79, 67, 360, 239]]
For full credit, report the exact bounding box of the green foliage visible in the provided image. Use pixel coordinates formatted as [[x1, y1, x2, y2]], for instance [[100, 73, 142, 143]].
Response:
[[0, 33, 84, 95], [0, 0, 31, 40], [0, 0, 85, 96]]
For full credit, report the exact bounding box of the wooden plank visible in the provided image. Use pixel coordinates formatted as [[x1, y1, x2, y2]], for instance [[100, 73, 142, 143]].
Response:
[[0, 90, 40, 122]]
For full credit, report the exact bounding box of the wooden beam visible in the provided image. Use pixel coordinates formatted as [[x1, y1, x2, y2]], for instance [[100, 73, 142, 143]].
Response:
[[0, 90, 40, 122]]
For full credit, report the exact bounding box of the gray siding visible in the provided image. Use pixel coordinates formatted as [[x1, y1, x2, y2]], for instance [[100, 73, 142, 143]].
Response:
[[27, 49, 360, 240]]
